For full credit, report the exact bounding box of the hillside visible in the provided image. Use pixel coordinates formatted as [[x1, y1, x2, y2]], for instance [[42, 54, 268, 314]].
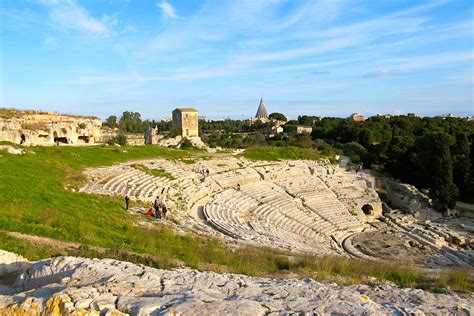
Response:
[[0, 144, 472, 294]]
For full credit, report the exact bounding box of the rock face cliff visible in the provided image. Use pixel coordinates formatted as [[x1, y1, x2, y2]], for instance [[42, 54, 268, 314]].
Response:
[[0, 254, 472, 315], [0, 109, 102, 146]]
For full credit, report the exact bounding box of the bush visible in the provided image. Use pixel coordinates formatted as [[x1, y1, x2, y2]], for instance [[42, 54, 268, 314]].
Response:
[[106, 133, 127, 146], [168, 128, 181, 138], [180, 138, 194, 150]]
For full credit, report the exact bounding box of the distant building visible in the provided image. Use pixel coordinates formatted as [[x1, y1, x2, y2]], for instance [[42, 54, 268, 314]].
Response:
[[271, 125, 284, 135], [198, 115, 208, 122], [438, 113, 460, 119], [254, 97, 270, 122], [161, 117, 172, 122], [172, 108, 199, 137], [349, 113, 365, 121], [296, 125, 313, 134]]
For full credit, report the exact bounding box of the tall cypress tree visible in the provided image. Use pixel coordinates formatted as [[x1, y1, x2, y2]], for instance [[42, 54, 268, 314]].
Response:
[[451, 132, 471, 199], [429, 133, 458, 211]]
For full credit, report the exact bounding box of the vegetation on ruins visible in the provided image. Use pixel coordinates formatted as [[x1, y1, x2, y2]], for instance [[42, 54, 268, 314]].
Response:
[[20, 122, 48, 131], [0, 144, 472, 293], [131, 163, 176, 180], [179, 138, 194, 149], [242, 146, 323, 161], [0, 108, 99, 120], [106, 133, 127, 146]]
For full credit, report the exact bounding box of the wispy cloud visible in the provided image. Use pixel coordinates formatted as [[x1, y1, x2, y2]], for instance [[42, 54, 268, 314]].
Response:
[[156, 1, 179, 19], [41, 0, 109, 34], [363, 69, 392, 78], [3, 0, 472, 116]]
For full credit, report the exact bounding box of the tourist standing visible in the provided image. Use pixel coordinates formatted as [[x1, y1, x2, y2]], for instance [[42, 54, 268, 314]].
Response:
[[125, 195, 130, 210], [162, 205, 168, 219]]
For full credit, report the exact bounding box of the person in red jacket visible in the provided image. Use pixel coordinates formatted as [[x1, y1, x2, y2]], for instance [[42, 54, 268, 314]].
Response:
[[146, 209, 154, 217]]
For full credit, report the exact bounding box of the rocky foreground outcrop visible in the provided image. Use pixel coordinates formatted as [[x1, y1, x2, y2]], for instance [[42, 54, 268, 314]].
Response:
[[0, 254, 472, 315]]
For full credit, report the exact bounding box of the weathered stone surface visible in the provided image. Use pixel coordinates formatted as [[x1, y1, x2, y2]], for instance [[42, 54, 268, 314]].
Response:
[[0, 145, 26, 155], [1, 255, 472, 315], [0, 109, 102, 146], [78, 156, 473, 268], [0, 250, 30, 276]]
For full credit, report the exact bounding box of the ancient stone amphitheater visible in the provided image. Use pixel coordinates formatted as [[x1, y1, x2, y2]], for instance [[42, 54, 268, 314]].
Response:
[[80, 156, 474, 268], [80, 156, 383, 255]]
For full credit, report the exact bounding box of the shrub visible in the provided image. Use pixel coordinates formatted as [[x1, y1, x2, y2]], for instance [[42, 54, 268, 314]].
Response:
[[168, 128, 181, 138], [106, 133, 127, 146], [180, 138, 194, 150], [115, 133, 127, 146], [21, 122, 48, 131]]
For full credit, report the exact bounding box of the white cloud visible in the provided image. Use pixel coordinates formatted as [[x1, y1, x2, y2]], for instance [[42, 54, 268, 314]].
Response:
[[41, 0, 109, 34], [363, 69, 392, 78], [43, 35, 58, 47], [156, 1, 179, 19]]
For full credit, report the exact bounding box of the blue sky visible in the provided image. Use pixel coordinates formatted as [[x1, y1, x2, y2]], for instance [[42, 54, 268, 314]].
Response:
[[1, 0, 473, 120]]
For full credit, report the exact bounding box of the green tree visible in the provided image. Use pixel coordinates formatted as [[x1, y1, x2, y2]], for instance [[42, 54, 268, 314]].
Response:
[[451, 132, 471, 198], [118, 111, 143, 133], [104, 115, 118, 128], [417, 133, 458, 211], [269, 112, 287, 121]]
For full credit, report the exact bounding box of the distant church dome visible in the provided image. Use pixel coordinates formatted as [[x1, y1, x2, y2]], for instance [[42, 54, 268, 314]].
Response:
[[255, 97, 269, 119]]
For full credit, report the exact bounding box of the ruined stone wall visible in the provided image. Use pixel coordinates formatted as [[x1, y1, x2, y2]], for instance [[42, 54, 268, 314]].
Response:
[[144, 127, 160, 145], [125, 134, 145, 145], [0, 109, 102, 146], [375, 177, 440, 218]]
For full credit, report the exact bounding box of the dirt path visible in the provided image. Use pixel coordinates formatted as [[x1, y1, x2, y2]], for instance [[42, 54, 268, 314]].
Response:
[[5, 231, 83, 250], [1, 230, 166, 265]]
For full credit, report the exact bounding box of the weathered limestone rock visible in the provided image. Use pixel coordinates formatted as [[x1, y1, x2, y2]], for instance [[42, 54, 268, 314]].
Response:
[[0, 250, 30, 276], [0, 108, 102, 146], [0, 145, 26, 155], [0, 255, 472, 315]]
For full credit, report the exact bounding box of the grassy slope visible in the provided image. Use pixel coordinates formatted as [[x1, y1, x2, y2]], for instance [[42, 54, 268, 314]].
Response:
[[242, 146, 322, 161], [0, 144, 472, 292]]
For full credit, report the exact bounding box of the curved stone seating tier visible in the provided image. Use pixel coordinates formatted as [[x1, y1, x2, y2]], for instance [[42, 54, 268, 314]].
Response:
[[254, 164, 311, 181], [81, 157, 382, 254], [204, 185, 337, 251], [210, 168, 262, 189], [275, 176, 365, 233]]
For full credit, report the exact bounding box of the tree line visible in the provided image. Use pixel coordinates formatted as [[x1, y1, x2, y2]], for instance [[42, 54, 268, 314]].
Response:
[[310, 115, 473, 210], [104, 112, 173, 134]]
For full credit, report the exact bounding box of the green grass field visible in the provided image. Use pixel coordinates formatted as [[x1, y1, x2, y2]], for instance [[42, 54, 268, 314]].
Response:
[[241, 146, 322, 161], [0, 144, 472, 293]]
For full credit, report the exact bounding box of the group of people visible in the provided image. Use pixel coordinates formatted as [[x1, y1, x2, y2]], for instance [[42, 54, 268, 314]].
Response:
[[148, 197, 168, 219], [198, 167, 211, 183], [124, 195, 169, 220]]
